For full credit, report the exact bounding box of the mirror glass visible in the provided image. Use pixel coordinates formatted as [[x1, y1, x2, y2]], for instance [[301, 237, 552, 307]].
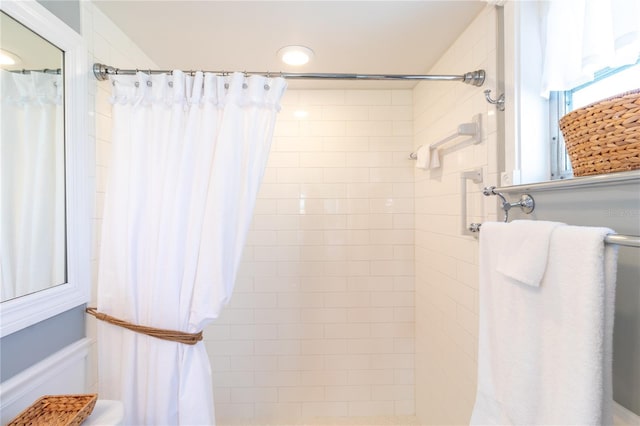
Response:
[[1, 10, 66, 302]]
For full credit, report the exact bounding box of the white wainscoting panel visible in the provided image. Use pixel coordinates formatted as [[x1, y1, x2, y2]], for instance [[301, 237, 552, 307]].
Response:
[[0, 338, 92, 424]]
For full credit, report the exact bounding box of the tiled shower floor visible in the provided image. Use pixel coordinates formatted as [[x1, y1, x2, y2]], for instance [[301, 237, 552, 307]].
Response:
[[218, 416, 422, 426]]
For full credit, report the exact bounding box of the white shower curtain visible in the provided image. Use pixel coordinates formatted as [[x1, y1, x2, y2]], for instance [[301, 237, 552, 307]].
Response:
[[0, 70, 65, 301], [96, 71, 286, 425]]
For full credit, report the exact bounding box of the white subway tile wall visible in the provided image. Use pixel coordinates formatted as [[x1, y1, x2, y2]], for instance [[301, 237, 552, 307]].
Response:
[[208, 89, 416, 423], [84, 2, 500, 424], [413, 5, 497, 425], [84, 1, 157, 394]]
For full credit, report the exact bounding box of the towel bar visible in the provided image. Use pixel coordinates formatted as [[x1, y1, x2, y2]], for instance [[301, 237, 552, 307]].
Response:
[[470, 187, 640, 248], [604, 234, 640, 247], [410, 114, 482, 160], [461, 169, 483, 236], [469, 226, 639, 248]]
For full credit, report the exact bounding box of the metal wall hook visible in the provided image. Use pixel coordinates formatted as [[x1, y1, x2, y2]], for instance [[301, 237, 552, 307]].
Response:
[[484, 89, 505, 111], [468, 223, 482, 233], [483, 186, 534, 222]]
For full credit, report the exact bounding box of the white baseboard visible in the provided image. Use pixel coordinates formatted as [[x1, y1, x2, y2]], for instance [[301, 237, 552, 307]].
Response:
[[614, 401, 640, 426], [0, 338, 93, 424]]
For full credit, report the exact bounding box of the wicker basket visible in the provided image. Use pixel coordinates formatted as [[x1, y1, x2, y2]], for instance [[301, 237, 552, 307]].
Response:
[[8, 394, 98, 426], [559, 89, 640, 176]]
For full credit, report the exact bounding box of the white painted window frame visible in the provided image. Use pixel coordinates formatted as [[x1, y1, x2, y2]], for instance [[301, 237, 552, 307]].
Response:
[[502, 0, 550, 186]]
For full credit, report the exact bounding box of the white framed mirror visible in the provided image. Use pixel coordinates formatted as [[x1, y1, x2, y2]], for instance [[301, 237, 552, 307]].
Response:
[[0, 0, 89, 337], [1, 9, 66, 303]]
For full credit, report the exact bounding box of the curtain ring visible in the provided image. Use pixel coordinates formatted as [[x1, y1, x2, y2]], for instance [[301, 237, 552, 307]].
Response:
[[242, 71, 248, 89]]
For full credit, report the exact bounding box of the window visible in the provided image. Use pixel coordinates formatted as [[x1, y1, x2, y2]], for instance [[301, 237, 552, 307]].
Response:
[[550, 59, 640, 180], [504, 0, 640, 185]]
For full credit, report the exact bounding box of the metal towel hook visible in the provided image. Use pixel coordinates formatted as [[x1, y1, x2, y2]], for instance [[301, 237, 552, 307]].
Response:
[[483, 186, 534, 222], [484, 90, 505, 111]]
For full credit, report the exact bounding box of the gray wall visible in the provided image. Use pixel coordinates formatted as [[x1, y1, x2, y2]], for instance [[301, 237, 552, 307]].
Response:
[[37, 0, 80, 34], [508, 178, 640, 415], [0, 306, 86, 381]]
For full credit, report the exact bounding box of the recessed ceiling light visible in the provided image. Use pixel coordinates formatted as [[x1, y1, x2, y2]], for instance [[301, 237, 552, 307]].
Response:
[[0, 49, 21, 67], [278, 45, 314, 66]]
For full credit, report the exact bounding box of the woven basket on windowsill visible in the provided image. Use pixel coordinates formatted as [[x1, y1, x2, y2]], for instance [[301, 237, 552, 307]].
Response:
[[7, 394, 98, 426], [559, 88, 640, 177]]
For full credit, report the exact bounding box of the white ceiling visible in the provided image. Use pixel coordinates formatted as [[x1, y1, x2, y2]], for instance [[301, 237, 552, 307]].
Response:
[[1, 10, 62, 71], [93, 1, 485, 89]]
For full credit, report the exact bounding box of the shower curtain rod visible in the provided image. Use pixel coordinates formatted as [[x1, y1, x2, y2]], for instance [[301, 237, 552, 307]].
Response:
[[92, 63, 486, 86], [8, 68, 61, 75]]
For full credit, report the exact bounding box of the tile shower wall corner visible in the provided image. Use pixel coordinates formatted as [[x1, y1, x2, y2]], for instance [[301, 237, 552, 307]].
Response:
[[84, 0, 158, 394], [414, 5, 498, 425], [207, 89, 416, 422]]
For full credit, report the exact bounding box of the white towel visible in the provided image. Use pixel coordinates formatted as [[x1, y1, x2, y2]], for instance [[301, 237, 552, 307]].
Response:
[[430, 148, 441, 168], [496, 220, 565, 287], [471, 222, 618, 426], [415, 145, 430, 170]]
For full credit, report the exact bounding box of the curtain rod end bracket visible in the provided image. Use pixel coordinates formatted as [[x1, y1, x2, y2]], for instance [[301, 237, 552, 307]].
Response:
[[463, 69, 486, 87], [93, 63, 115, 81]]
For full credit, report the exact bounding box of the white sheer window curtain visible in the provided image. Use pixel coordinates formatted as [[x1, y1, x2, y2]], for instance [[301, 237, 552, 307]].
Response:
[[96, 71, 286, 425], [0, 70, 65, 300], [540, 0, 640, 98]]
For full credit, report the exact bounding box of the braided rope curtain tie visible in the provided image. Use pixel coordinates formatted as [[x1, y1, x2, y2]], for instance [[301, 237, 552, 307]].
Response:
[[86, 307, 203, 345]]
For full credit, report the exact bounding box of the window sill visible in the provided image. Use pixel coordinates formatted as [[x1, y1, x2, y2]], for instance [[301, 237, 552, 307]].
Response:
[[494, 170, 640, 193]]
